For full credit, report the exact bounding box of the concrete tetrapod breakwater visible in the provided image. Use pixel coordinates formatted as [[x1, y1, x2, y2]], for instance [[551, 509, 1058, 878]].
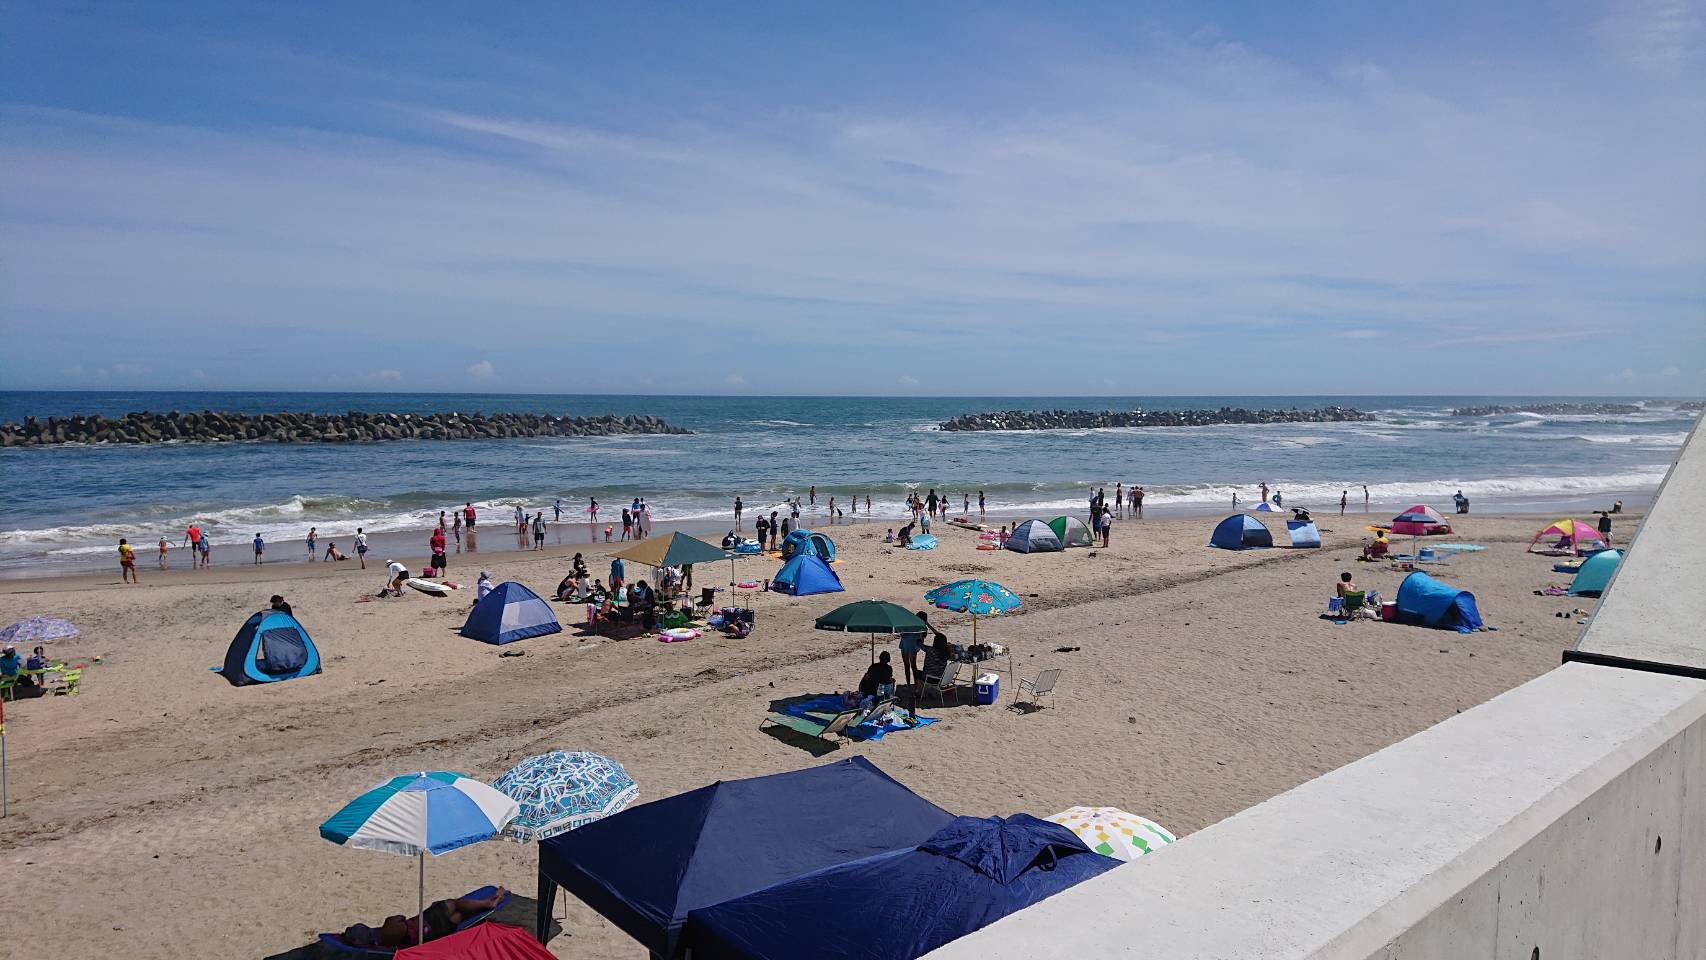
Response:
[[1448, 402, 1644, 417], [0, 410, 691, 446], [937, 406, 1374, 432]]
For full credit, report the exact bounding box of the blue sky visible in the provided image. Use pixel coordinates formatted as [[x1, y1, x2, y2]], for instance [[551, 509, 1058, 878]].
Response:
[[2, 1, 1702, 396]]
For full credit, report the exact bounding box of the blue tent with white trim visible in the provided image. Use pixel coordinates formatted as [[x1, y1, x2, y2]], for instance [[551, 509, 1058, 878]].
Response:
[[535, 757, 953, 957], [1395, 571, 1484, 632], [1209, 514, 1272, 549], [1568, 549, 1622, 597], [459, 581, 561, 644], [219, 608, 321, 685], [772, 553, 843, 596], [687, 814, 1120, 960], [781, 529, 836, 562]]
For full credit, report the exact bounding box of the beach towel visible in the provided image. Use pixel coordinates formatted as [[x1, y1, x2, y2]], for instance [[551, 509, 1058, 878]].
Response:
[[318, 886, 510, 956], [907, 535, 939, 551], [780, 695, 938, 741]]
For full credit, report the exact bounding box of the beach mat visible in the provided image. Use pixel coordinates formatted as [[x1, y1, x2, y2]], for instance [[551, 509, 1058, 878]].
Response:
[[318, 886, 510, 956], [781, 695, 938, 741]]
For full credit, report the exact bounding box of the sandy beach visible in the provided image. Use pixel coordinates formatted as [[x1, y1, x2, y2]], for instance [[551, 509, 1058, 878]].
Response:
[[0, 509, 1631, 959]]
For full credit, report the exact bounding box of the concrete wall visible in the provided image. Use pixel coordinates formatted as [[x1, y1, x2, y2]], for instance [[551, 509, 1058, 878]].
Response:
[[925, 420, 1706, 960]]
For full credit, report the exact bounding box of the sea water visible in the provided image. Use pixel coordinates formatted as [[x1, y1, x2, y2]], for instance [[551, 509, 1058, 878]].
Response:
[[0, 391, 1692, 578]]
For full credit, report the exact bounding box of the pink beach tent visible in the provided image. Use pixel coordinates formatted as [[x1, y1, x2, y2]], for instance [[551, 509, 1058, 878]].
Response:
[[1526, 519, 1607, 556], [1390, 504, 1451, 537]]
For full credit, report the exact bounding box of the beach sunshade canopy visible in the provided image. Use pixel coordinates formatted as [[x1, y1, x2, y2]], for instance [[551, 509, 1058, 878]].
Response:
[[1046, 806, 1177, 862], [772, 554, 843, 596], [219, 608, 321, 685], [1209, 514, 1272, 550], [1391, 504, 1451, 536], [685, 814, 1119, 960], [1004, 519, 1063, 553], [1527, 519, 1608, 556], [1287, 520, 1322, 548], [925, 580, 1022, 617], [814, 600, 927, 634], [535, 756, 954, 958], [460, 582, 561, 645], [1396, 571, 1484, 633], [494, 751, 639, 842], [0, 616, 78, 645], [1249, 501, 1278, 512], [1046, 516, 1094, 547], [1569, 549, 1623, 597], [395, 923, 556, 960], [613, 532, 731, 569]]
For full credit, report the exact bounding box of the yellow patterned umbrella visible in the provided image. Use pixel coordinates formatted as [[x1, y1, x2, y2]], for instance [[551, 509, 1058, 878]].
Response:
[[1047, 806, 1176, 862]]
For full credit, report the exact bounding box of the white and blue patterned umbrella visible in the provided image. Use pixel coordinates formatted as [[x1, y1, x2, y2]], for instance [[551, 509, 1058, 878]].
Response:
[[494, 751, 638, 842], [0, 617, 78, 645], [320, 771, 519, 943]]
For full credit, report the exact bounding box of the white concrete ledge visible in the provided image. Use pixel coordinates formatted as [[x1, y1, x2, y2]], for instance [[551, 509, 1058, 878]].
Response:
[[927, 423, 1706, 960]]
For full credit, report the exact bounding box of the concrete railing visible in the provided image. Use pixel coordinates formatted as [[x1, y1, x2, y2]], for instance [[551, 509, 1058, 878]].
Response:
[[926, 420, 1705, 960]]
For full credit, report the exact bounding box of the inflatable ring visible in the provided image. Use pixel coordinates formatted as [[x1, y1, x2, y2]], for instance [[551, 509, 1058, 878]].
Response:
[[658, 627, 700, 643], [736, 581, 761, 589]]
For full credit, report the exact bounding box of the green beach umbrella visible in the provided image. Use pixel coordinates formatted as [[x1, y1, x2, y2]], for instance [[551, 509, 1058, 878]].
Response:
[[814, 600, 928, 662]]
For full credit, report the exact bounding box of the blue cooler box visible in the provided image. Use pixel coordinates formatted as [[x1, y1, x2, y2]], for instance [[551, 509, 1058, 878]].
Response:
[[974, 673, 1000, 705]]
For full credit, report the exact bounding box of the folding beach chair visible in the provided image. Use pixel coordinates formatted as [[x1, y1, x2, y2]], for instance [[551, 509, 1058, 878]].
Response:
[[921, 660, 962, 706], [695, 587, 717, 613], [1014, 668, 1062, 710], [759, 707, 860, 741]]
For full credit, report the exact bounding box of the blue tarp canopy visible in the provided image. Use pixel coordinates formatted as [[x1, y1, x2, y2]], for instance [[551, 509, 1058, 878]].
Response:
[[687, 814, 1120, 960], [459, 581, 561, 644], [535, 757, 953, 958], [1210, 514, 1273, 549], [1569, 549, 1622, 596], [772, 553, 844, 596], [1396, 571, 1484, 632]]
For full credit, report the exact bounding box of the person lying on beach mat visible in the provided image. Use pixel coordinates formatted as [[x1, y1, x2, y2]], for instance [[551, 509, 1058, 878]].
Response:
[[338, 886, 507, 948]]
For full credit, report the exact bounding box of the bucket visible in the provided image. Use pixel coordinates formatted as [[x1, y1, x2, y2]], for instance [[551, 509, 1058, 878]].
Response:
[[1380, 601, 1399, 622]]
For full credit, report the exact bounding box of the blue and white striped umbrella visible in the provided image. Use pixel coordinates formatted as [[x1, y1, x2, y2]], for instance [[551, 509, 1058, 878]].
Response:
[[320, 771, 519, 944], [494, 751, 638, 842], [320, 771, 519, 856]]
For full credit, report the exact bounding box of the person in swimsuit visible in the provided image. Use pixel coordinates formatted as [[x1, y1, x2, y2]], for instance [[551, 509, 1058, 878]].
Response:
[[118, 538, 139, 583], [338, 887, 508, 948]]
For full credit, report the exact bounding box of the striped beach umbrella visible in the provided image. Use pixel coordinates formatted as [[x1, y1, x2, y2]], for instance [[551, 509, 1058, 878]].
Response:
[[1046, 806, 1176, 862], [320, 772, 519, 943], [0, 617, 78, 645], [494, 751, 638, 842]]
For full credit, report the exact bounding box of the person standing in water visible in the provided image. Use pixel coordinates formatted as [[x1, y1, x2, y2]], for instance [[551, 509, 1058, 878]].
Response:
[[1259, 482, 1269, 504], [158, 535, 171, 570], [307, 526, 318, 561], [1362, 485, 1369, 512], [252, 533, 265, 565], [809, 486, 816, 506], [451, 512, 462, 552], [1134, 485, 1144, 519], [734, 496, 743, 530], [978, 490, 986, 518]]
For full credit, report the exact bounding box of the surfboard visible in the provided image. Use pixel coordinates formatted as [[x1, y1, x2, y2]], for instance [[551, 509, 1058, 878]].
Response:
[[406, 578, 450, 596]]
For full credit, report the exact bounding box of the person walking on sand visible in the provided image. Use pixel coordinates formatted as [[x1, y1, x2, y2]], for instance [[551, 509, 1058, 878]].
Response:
[[198, 532, 212, 568], [1115, 483, 1124, 518], [355, 528, 368, 569], [307, 526, 318, 561], [252, 532, 265, 565], [430, 525, 447, 572], [734, 496, 743, 530], [620, 507, 633, 541], [183, 522, 202, 558], [755, 513, 769, 550], [769, 511, 781, 551], [1340, 490, 1348, 515], [119, 538, 139, 583], [532, 511, 547, 550], [158, 535, 170, 570]]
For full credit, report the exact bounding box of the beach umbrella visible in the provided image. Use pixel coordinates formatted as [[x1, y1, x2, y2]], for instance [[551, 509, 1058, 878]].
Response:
[[320, 772, 519, 943], [924, 579, 1022, 645], [493, 751, 638, 842], [814, 600, 928, 662], [1046, 806, 1176, 862], [0, 617, 78, 645]]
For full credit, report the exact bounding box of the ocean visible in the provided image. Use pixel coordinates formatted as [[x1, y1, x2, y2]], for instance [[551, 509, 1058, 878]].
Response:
[[0, 392, 1693, 578]]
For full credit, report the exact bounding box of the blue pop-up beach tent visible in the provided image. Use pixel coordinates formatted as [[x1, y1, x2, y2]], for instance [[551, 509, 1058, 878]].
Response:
[[772, 553, 843, 596], [1210, 514, 1273, 549], [1287, 520, 1321, 548], [1396, 571, 1484, 632], [687, 814, 1120, 960], [534, 757, 954, 958], [459, 581, 561, 644], [1569, 549, 1623, 597], [780, 529, 836, 562], [219, 609, 321, 685]]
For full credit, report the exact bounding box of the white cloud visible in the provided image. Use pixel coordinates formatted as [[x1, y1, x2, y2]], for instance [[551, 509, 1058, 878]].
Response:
[[374, 368, 403, 381], [724, 373, 747, 386], [1661, 365, 1681, 376], [898, 375, 919, 386], [466, 360, 494, 379], [109, 362, 151, 376], [1598, 0, 1705, 73]]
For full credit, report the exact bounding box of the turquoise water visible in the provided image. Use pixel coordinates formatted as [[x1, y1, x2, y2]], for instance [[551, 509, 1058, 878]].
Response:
[[0, 392, 1692, 576]]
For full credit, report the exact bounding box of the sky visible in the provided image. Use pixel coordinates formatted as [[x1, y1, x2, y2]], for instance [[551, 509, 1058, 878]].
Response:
[[2, 1, 1703, 396]]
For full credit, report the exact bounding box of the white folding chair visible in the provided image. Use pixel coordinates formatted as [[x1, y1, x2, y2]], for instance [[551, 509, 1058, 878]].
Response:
[[1014, 668, 1061, 710], [922, 660, 962, 706]]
